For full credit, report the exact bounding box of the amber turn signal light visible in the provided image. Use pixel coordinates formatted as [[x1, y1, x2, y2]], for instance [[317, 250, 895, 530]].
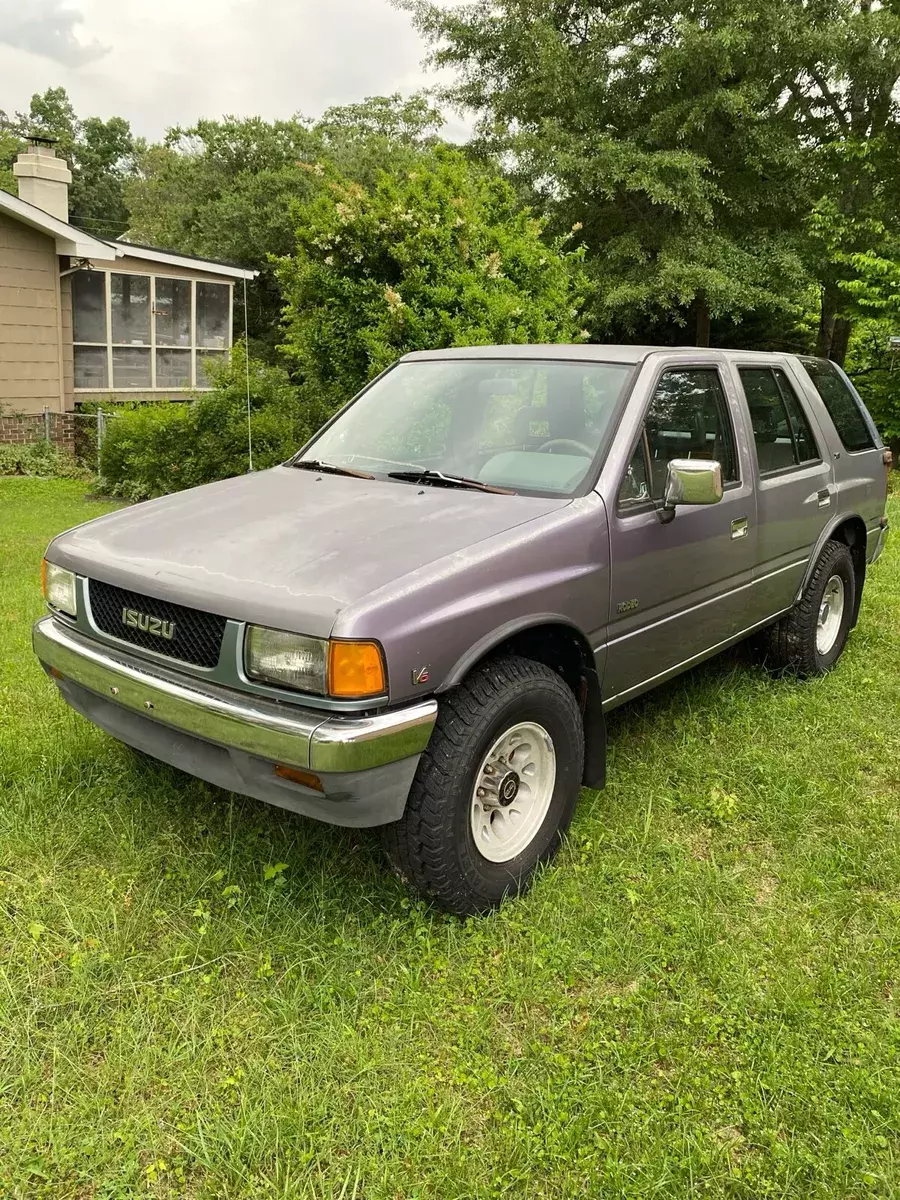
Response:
[[274, 764, 324, 792], [327, 640, 386, 698], [40, 557, 48, 600]]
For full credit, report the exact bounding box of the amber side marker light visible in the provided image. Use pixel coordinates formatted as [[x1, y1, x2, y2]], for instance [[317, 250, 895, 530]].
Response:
[[328, 640, 386, 698], [274, 765, 324, 792], [40, 557, 48, 600]]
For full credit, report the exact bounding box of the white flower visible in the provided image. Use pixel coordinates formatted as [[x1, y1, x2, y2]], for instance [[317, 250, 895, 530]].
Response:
[[484, 251, 503, 278], [385, 286, 404, 312]]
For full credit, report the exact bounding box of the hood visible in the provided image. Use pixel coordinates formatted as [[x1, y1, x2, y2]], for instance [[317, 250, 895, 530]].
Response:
[[49, 466, 569, 637]]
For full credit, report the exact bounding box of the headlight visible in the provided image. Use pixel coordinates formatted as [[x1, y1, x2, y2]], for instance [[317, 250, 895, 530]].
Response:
[[41, 559, 77, 617], [245, 626, 387, 698], [245, 626, 328, 694]]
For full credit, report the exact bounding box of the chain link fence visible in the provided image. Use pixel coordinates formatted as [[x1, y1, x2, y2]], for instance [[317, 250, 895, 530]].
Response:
[[0, 406, 120, 471]]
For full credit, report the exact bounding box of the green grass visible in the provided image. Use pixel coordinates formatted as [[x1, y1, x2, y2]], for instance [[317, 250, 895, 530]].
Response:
[[1, 476, 899, 1199]]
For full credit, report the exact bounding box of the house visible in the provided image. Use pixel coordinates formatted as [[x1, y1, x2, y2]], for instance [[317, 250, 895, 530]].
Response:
[[1, 136, 257, 419]]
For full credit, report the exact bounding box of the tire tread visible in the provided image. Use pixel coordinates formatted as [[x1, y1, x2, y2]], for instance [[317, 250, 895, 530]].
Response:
[[381, 655, 583, 915]]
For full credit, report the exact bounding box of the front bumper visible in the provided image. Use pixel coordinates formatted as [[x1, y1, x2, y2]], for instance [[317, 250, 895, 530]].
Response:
[[33, 616, 437, 827]]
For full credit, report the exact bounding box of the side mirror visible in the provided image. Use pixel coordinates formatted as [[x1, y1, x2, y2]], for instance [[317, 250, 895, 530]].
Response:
[[660, 458, 723, 523]]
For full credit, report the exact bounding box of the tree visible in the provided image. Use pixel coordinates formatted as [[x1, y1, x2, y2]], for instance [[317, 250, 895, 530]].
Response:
[[124, 115, 324, 354], [0, 87, 134, 238], [845, 318, 900, 458], [788, 3, 900, 361], [404, 0, 900, 358], [404, 0, 813, 346], [124, 95, 447, 356], [277, 146, 584, 403]]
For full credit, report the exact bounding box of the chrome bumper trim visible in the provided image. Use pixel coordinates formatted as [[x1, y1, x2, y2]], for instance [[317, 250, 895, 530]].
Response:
[[33, 617, 437, 774]]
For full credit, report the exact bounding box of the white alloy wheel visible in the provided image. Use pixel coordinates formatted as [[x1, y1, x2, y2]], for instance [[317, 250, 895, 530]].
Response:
[[816, 574, 845, 656], [470, 721, 557, 863]]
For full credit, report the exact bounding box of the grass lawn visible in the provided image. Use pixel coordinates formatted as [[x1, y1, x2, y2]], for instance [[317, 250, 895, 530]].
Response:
[[1, 476, 899, 1199]]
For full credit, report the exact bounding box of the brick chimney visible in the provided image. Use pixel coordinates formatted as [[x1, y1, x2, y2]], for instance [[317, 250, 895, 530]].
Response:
[[14, 135, 72, 222]]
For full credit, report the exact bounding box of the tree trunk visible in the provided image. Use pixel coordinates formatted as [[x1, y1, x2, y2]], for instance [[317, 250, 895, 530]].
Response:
[[695, 295, 710, 347], [830, 317, 852, 366], [816, 283, 841, 359]]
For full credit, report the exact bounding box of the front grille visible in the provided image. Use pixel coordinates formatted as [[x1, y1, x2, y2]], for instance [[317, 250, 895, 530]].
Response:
[[88, 579, 227, 669]]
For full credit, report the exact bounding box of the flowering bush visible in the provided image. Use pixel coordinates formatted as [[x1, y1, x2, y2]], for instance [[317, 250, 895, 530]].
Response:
[[278, 146, 585, 405]]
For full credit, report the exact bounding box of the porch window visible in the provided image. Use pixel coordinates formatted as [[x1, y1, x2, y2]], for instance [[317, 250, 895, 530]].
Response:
[[72, 270, 233, 392]]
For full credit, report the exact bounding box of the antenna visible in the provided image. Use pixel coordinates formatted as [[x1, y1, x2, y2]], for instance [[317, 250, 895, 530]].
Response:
[[244, 277, 254, 472]]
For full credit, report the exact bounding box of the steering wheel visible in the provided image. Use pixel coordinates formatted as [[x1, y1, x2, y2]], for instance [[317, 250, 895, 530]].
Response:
[[538, 438, 594, 457]]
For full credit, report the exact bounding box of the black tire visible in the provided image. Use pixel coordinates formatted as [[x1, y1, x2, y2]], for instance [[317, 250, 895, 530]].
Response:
[[756, 539, 856, 677], [381, 655, 585, 916]]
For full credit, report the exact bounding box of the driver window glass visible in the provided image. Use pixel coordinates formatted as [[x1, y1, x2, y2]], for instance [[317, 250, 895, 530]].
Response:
[[619, 368, 738, 506]]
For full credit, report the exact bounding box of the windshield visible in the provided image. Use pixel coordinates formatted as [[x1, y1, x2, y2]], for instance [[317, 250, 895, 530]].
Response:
[[295, 358, 634, 496]]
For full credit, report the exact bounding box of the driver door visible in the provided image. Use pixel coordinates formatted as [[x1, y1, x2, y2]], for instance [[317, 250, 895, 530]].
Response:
[[603, 365, 758, 705]]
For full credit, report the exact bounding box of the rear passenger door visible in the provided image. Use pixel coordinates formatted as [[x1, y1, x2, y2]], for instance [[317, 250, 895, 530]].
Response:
[[800, 358, 887, 554], [733, 363, 834, 614], [603, 365, 757, 704]]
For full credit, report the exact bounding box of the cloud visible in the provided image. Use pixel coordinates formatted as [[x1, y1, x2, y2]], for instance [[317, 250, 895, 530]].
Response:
[[0, 0, 468, 141], [0, 0, 107, 66]]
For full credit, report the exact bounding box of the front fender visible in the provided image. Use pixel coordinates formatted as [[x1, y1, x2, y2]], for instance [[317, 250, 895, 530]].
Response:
[[438, 612, 597, 691]]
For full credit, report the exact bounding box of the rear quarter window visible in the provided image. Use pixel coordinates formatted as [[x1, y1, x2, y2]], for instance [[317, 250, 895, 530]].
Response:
[[802, 360, 876, 452]]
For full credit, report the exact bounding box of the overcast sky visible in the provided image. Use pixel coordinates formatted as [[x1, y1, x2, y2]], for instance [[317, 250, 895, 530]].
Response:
[[0, 0, 465, 139]]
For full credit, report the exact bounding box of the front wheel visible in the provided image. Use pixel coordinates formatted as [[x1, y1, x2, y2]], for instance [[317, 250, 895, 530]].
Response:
[[381, 655, 585, 916]]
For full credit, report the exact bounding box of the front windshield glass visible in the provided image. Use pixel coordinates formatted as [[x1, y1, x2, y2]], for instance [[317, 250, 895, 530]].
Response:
[[296, 358, 633, 495]]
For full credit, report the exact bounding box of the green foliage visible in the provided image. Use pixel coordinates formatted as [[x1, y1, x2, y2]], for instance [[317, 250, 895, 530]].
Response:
[[98, 345, 323, 500], [845, 318, 900, 447], [407, 0, 813, 342], [105, 143, 583, 498], [0, 440, 88, 480], [0, 87, 134, 238], [123, 96, 446, 355], [407, 0, 900, 354], [278, 147, 584, 402]]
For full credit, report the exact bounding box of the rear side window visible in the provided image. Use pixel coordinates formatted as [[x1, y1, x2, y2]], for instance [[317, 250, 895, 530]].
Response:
[[618, 368, 738, 507], [740, 367, 819, 475], [803, 360, 876, 452]]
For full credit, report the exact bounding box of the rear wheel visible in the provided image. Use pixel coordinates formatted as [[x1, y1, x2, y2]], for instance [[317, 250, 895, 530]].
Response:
[[756, 539, 856, 677], [381, 655, 584, 916]]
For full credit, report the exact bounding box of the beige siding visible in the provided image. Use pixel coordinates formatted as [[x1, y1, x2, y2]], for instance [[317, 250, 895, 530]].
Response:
[[60, 273, 74, 410], [0, 211, 64, 414]]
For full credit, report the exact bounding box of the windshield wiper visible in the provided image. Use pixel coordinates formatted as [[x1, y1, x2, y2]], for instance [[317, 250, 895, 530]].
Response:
[[292, 459, 375, 479], [386, 468, 513, 495]]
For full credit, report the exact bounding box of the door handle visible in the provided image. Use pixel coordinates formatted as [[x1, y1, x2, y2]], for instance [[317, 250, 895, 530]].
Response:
[[731, 517, 749, 540], [818, 488, 831, 508]]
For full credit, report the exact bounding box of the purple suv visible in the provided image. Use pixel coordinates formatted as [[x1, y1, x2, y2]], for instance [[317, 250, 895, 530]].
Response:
[[35, 345, 889, 914]]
